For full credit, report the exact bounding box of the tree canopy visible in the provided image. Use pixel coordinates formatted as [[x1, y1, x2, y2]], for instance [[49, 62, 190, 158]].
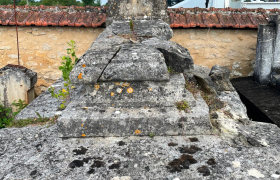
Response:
[[0, 0, 102, 6]]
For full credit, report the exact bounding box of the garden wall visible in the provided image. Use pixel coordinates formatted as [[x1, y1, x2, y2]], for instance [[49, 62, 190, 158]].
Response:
[[0, 26, 257, 95]]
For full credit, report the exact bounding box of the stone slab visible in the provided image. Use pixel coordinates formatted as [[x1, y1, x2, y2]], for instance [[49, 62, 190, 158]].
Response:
[[70, 47, 120, 85], [57, 74, 212, 137], [84, 74, 194, 107], [111, 20, 173, 41], [106, 0, 169, 26], [99, 44, 169, 82], [142, 37, 194, 72], [1, 124, 280, 179]]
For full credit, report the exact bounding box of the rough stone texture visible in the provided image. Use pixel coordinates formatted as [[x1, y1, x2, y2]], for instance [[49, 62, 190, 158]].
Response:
[[1, 124, 280, 179], [0, 64, 37, 110], [99, 44, 169, 82], [254, 24, 275, 85], [15, 78, 85, 120], [106, 0, 170, 26], [70, 47, 120, 85], [111, 20, 173, 41], [142, 37, 194, 72], [186, 65, 217, 100], [209, 65, 235, 93], [58, 74, 212, 137]]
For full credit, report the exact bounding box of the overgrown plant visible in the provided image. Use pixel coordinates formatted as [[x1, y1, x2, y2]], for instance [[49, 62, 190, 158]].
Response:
[[0, 104, 13, 129], [176, 100, 190, 113], [49, 40, 78, 109], [11, 99, 28, 116]]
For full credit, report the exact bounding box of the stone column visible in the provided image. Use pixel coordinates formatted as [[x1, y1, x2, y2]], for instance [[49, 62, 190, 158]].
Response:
[[269, 15, 280, 83], [254, 24, 275, 85], [106, 0, 170, 26]]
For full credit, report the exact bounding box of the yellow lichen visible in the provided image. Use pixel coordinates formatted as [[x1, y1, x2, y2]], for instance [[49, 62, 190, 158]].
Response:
[[78, 73, 82, 79], [82, 64, 86, 67], [81, 134, 86, 137], [95, 83, 100, 90], [101, 125, 103, 127], [84, 107, 88, 110], [112, 104, 114, 106], [135, 130, 141, 135], [111, 92, 115, 96], [115, 82, 120, 86], [149, 88, 152, 91], [127, 87, 133, 93], [123, 82, 130, 87], [81, 124, 83, 127]]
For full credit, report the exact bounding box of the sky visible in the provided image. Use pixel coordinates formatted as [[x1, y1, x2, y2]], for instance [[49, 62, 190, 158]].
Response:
[[100, 0, 107, 5]]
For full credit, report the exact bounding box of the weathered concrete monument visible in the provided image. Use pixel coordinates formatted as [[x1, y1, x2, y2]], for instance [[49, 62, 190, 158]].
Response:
[[57, 0, 212, 137]]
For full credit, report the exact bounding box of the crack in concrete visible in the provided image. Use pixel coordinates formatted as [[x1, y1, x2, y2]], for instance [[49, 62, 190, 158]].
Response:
[[97, 47, 121, 82]]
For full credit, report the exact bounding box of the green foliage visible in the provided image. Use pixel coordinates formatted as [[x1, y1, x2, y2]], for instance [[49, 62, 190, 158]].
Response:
[[0, 104, 13, 129], [129, 20, 134, 32], [18, 0, 26, 5], [167, 66, 179, 74], [0, 0, 12, 5], [11, 99, 28, 116], [149, 132, 155, 138], [176, 100, 190, 113], [49, 40, 78, 109]]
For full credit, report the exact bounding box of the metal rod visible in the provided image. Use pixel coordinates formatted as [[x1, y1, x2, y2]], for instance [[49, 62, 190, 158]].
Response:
[[13, 0, 20, 66]]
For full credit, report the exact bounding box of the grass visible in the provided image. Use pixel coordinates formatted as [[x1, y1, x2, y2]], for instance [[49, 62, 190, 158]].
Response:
[[7, 115, 58, 128]]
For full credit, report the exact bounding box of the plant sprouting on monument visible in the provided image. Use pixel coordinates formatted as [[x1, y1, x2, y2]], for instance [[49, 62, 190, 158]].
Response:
[[49, 40, 78, 109]]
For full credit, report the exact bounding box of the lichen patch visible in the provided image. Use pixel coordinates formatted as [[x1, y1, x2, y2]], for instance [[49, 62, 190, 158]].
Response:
[[127, 87, 133, 93]]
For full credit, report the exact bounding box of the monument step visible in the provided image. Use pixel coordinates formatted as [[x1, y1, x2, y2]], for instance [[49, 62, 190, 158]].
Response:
[[57, 98, 212, 137], [82, 74, 196, 108]]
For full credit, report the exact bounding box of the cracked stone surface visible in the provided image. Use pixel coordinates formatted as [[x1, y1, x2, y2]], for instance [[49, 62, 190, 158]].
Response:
[[0, 123, 280, 180], [99, 44, 169, 82]]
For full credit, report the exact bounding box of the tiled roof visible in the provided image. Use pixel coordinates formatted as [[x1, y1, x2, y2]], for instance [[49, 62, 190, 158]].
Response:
[[0, 5, 107, 27], [168, 7, 273, 28], [0, 5, 276, 28]]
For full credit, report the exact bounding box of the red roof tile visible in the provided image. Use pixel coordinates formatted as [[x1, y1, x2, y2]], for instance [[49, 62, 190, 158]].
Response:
[[0, 6, 274, 28]]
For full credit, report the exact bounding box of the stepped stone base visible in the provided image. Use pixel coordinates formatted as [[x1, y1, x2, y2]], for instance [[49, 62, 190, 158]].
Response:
[[57, 74, 212, 137]]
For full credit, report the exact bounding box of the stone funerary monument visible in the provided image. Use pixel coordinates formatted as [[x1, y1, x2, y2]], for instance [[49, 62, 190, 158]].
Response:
[[57, 0, 212, 137]]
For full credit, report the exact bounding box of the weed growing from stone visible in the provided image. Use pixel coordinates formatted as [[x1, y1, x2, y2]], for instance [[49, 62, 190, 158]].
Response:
[[167, 66, 178, 74], [149, 132, 155, 138], [11, 99, 28, 116], [7, 113, 58, 128], [49, 40, 78, 109], [176, 100, 190, 113]]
